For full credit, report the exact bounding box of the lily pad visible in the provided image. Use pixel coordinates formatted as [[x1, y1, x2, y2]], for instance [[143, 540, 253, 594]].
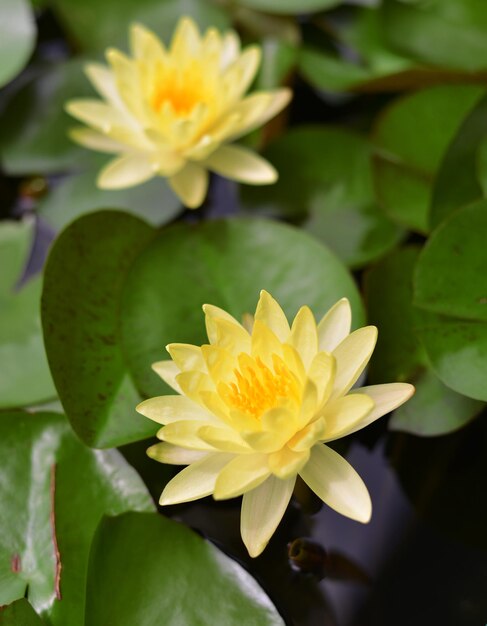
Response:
[[41, 211, 157, 448], [86, 512, 285, 625], [0, 411, 154, 626], [0, 220, 56, 408], [0, 0, 36, 88], [242, 126, 403, 268], [0, 599, 45, 625], [372, 85, 484, 233], [121, 217, 364, 398]]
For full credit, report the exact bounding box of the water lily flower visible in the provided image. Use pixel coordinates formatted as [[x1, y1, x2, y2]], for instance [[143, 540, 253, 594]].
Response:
[[65, 17, 292, 208], [137, 291, 414, 557]]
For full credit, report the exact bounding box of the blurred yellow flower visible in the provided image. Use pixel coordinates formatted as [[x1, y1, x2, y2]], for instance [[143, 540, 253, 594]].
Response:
[[65, 18, 292, 208], [137, 291, 414, 557]]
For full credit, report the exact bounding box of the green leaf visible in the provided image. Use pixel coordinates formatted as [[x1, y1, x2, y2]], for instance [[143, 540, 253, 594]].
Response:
[[242, 126, 403, 268], [364, 246, 426, 384], [50, 0, 229, 53], [383, 0, 487, 72], [0, 0, 36, 88], [415, 201, 487, 322], [234, 0, 341, 15], [431, 92, 487, 228], [42, 211, 157, 448], [372, 85, 484, 232], [0, 411, 154, 625], [37, 165, 181, 231], [86, 512, 285, 625], [0, 221, 56, 408], [390, 369, 484, 436], [414, 202, 487, 401], [121, 217, 364, 399], [0, 599, 45, 625], [0, 59, 99, 175]]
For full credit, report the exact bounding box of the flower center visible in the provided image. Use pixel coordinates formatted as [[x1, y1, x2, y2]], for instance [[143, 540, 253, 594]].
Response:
[[219, 353, 300, 418], [151, 65, 207, 116]]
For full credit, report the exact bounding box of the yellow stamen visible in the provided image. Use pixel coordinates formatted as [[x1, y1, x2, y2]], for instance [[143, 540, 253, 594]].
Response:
[[219, 353, 300, 418]]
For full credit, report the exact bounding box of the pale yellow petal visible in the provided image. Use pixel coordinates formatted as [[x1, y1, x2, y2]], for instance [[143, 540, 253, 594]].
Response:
[[147, 442, 209, 465], [288, 418, 325, 452], [205, 315, 251, 354], [166, 343, 206, 372], [317, 298, 352, 353], [242, 407, 296, 452], [159, 420, 214, 450], [251, 319, 283, 366], [297, 378, 318, 428], [198, 424, 250, 453], [136, 395, 213, 425], [152, 360, 181, 393], [106, 48, 146, 121], [220, 31, 240, 69], [203, 303, 244, 343], [223, 45, 261, 102], [203, 145, 277, 184], [213, 454, 270, 499], [330, 326, 378, 400], [168, 162, 209, 209], [268, 446, 310, 479], [84, 63, 121, 107], [289, 306, 318, 370], [69, 127, 124, 154], [201, 345, 237, 385], [65, 99, 131, 133], [170, 16, 201, 58], [300, 444, 371, 522], [254, 290, 290, 342], [225, 88, 292, 141], [348, 383, 415, 435], [159, 453, 234, 505], [97, 153, 155, 189], [307, 351, 335, 407], [320, 394, 374, 442], [241, 475, 295, 557], [176, 370, 214, 403], [130, 22, 166, 61]]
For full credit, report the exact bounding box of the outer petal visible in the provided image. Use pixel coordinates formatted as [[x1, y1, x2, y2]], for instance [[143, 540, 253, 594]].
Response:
[[224, 89, 292, 141], [168, 162, 209, 209], [198, 425, 251, 453], [289, 306, 318, 370], [136, 395, 213, 424], [330, 326, 378, 400], [97, 153, 155, 189], [130, 22, 166, 61], [69, 127, 125, 153], [159, 453, 234, 505], [152, 360, 181, 393], [166, 343, 206, 372], [84, 63, 121, 107], [203, 145, 277, 184], [65, 99, 133, 132], [146, 442, 209, 465], [317, 298, 352, 352], [213, 454, 270, 499], [347, 383, 415, 435], [300, 444, 371, 523], [159, 420, 215, 450], [254, 290, 290, 342], [268, 446, 310, 479], [241, 475, 295, 557], [320, 394, 374, 442]]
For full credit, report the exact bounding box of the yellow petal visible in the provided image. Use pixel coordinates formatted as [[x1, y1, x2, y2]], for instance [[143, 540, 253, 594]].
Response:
[[147, 442, 208, 465], [282, 344, 306, 385], [168, 162, 209, 208], [201, 345, 237, 384], [223, 45, 261, 103], [159, 420, 214, 450], [330, 326, 378, 400], [254, 290, 290, 342], [320, 394, 374, 442], [307, 351, 335, 408], [289, 306, 318, 370], [205, 316, 251, 355], [106, 48, 147, 121], [220, 31, 240, 69], [136, 395, 213, 424], [170, 16, 201, 59], [288, 418, 325, 452], [241, 475, 295, 557], [317, 298, 352, 352], [347, 383, 415, 435], [84, 63, 121, 107], [65, 99, 131, 133], [198, 425, 250, 453], [297, 379, 318, 428], [268, 446, 310, 479], [251, 319, 283, 367], [203, 145, 277, 184], [242, 407, 296, 452], [159, 453, 234, 505], [130, 22, 166, 61], [225, 88, 292, 141], [166, 343, 206, 372], [176, 370, 214, 403], [97, 153, 155, 189], [152, 360, 181, 393], [213, 454, 270, 499], [299, 444, 371, 523], [69, 127, 124, 154], [203, 303, 244, 343]]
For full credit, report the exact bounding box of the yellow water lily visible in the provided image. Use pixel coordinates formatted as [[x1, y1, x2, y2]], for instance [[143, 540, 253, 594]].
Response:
[[137, 291, 414, 557], [65, 17, 292, 208]]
